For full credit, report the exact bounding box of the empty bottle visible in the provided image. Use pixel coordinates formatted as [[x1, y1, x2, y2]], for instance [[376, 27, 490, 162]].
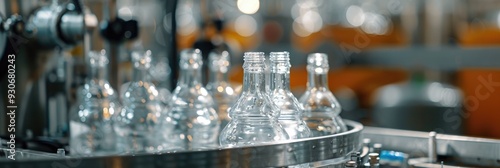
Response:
[[70, 50, 121, 155], [269, 52, 311, 139], [166, 49, 220, 150], [206, 51, 238, 130], [114, 50, 168, 153], [149, 54, 172, 108], [299, 53, 347, 136], [219, 52, 289, 147]]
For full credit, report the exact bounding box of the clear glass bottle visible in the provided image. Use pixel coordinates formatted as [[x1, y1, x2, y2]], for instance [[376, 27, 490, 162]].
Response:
[[114, 50, 167, 153], [148, 53, 172, 108], [269, 52, 311, 139], [166, 49, 220, 150], [299, 53, 347, 136], [206, 50, 238, 130], [219, 52, 289, 147], [70, 50, 121, 155]]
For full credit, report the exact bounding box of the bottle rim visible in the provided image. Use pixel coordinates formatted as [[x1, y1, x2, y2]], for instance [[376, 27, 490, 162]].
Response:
[[88, 49, 108, 67], [180, 48, 203, 68], [181, 48, 202, 58], [209, 50, 230, 71], [132, 50, 153, 69], [270, 51, 290, 62], [307, 53, 329, 68], [244, 52, 265, 62]]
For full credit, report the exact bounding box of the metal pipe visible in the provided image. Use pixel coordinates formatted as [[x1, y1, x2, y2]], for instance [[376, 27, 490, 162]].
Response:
[[169, 0, 178, 90], [428, 131, 437, 163], [102, 0, 120, 90]]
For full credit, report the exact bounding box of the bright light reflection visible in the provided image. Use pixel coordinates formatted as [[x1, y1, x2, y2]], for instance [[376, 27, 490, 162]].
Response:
[[226, 87, 234, 95], [150, 86, 158, 96], [235, 15, 257, 37], [427, 82, 443, 103], [293, 19, 311, 37], [380, 86, 401, 107], [346, 5, 365, 27], [427, 82, 459, 107], [441, 88, 458, 106], [179, 134, 185, 140], [196, 116, 210, 125], [293, 5, 322, 37], [109, 107, 115, 115], [361, 12, 389, 35], [103, 108, 110, 119], [118, 7, 133, 21], [177, 12, 197, 35], [125, 92, 130, 98], [497, 12, 500, 28], [237, 0, 260, 14], [127, 112, 133, 120], [300, 10, 323, 33]]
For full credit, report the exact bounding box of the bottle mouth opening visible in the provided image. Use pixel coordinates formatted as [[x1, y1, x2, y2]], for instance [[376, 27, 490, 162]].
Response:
[[209, 51, 230, 71], [180, 48, 203, 68], [269, 52, 290, 62], [209, 51, 230, 61], [307, 53, 329, 68], [181, 48, 202, 57], [132, 50, 152, 69], [244, 52, 265, 62], [88, 49, 108, 67]]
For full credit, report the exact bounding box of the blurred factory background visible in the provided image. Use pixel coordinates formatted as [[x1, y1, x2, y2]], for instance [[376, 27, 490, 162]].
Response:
[[1, 0, 500, 145]]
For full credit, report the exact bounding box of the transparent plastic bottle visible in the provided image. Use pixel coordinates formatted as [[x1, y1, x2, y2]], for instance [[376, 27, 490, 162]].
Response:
[[219, 52, 289, 147], [299, 53, 347, 136], [70, 50, 121, 155], [269, 52, 311, 139], [166, 49, 220, 150], [206, 51, 238, 130], [114, 50, 167, 153]]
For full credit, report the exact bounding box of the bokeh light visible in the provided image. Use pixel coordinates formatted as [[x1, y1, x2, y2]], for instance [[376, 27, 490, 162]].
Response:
[[237, 0, 260, 14], [235, 15, 258, 37], [346, 5, 365, 27]]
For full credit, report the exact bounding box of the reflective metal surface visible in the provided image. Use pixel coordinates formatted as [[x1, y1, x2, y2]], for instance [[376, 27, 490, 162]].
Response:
[[28, 2, 85, 48], [363, 126, 500, 167], [0, 120, 362, 168]]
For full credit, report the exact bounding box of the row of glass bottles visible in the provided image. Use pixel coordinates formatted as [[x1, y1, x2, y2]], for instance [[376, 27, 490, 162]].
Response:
[[70, 49, 234, 155], [69, 49, 346, 155], [219, 52, 347, 147]]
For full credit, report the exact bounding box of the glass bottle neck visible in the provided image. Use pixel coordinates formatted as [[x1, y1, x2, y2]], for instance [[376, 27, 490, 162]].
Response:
[[307, 70, 329, 89], [270, 70, 291, 91], [88, 66, 107, 83], [133, 67, 149, 82], [209, 69, 229, 84], [178, 68, 203, 87], [242, 71, 266, 93]]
